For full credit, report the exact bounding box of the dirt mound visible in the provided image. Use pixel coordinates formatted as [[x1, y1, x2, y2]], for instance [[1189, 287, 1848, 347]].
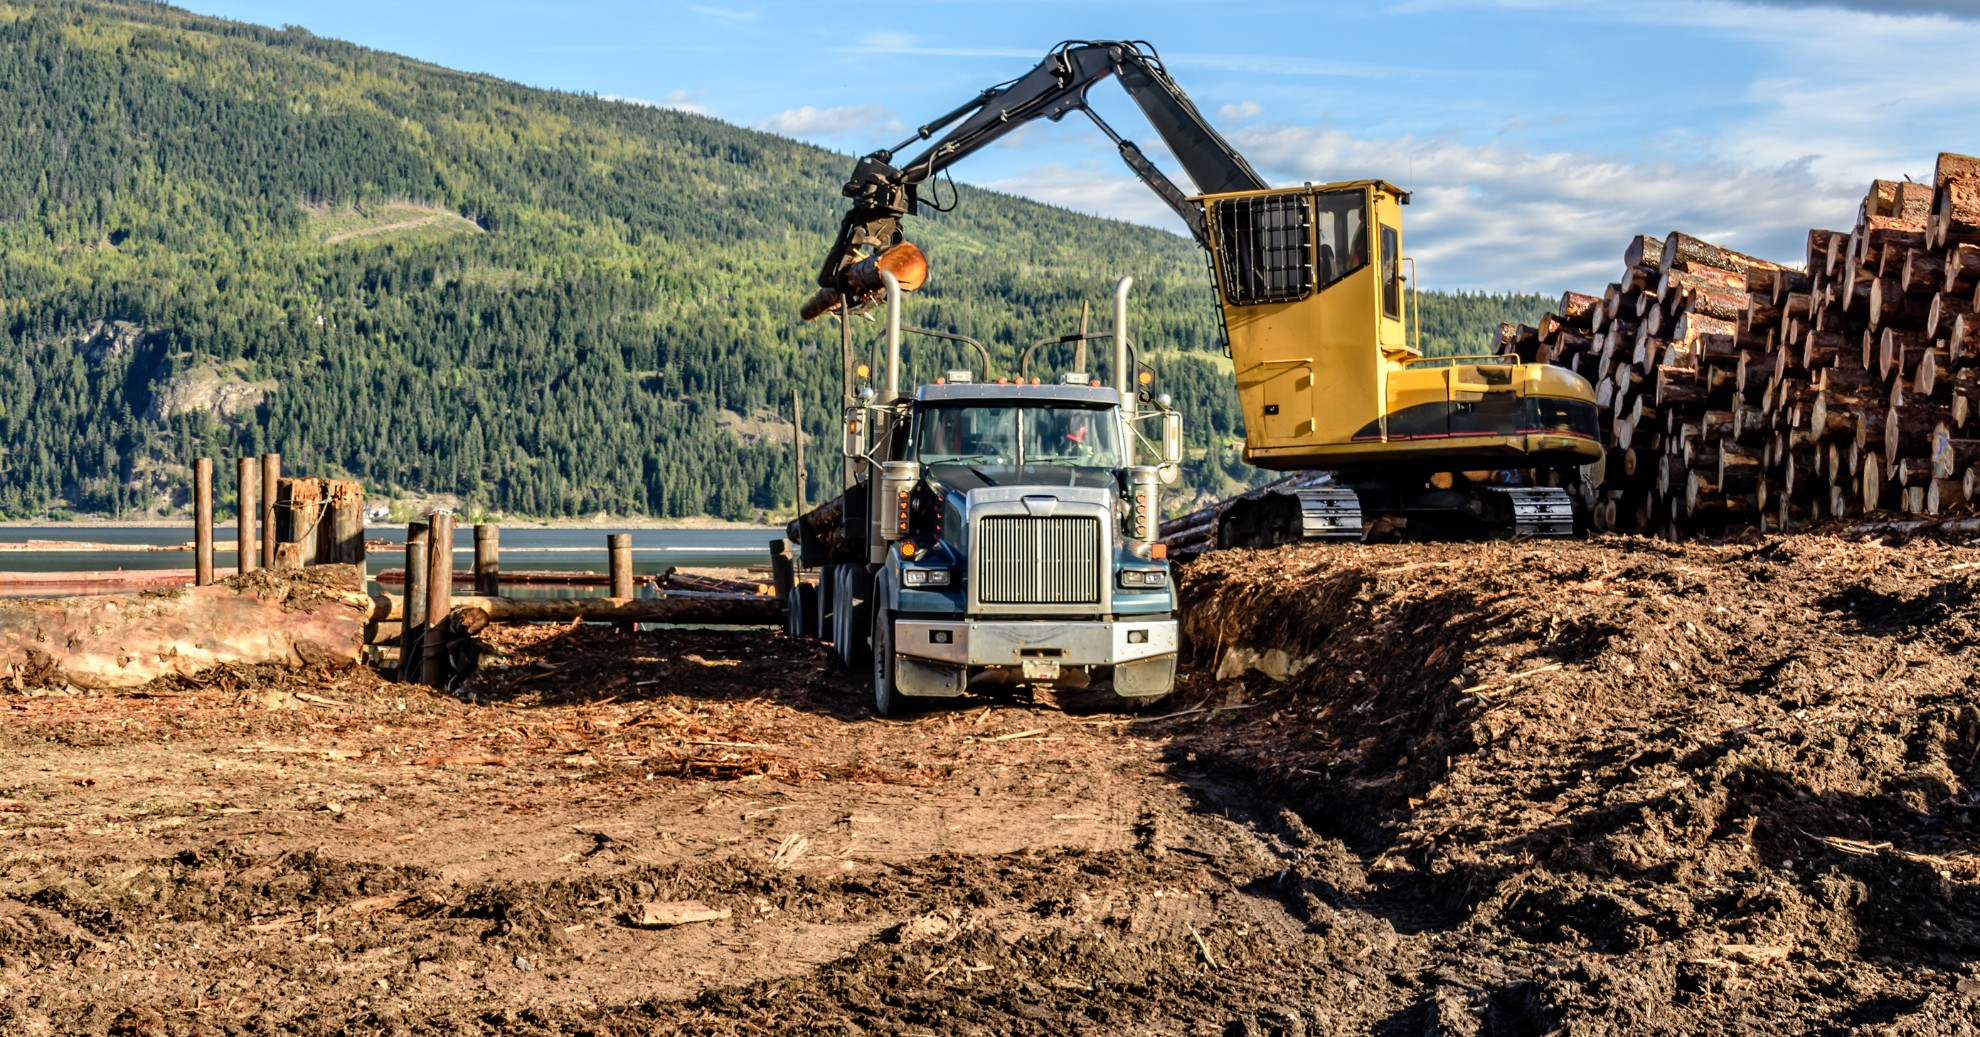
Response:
[[1176, 532, 1980, 1033]]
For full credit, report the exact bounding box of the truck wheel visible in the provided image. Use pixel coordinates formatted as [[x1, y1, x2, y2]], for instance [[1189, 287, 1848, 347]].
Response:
[[830, 566, 854, 669], [871, 609, 906, 717], [785, 581, 813, 639]]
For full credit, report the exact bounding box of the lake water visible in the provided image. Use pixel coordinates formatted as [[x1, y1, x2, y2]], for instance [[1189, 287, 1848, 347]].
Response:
[[0, 524, 781, 596]]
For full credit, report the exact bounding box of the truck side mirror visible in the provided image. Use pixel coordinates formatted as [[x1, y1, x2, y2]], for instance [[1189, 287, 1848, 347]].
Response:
[[1159, 410, 1183, 483]]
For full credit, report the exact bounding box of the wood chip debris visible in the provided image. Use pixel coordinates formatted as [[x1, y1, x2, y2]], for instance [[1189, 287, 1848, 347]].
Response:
[[628, 900, 731, 929]]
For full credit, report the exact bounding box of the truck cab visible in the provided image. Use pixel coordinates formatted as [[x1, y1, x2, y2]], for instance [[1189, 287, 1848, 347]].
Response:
[[790, 277, 1184, 715]]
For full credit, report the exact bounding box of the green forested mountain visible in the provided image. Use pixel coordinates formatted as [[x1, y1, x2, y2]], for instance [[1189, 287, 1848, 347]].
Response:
[[0, 0, 1549, 519]]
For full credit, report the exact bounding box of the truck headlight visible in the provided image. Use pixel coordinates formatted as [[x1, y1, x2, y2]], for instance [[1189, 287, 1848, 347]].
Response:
[[903, 568, 952, 587], [1118, 569, 1168, 588]]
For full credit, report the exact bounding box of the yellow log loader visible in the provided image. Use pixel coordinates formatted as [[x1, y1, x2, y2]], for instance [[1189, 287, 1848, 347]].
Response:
[[807, 40, 1602, 543]]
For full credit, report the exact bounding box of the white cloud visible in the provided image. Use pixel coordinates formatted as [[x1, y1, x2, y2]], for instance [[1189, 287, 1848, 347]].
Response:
[[1218, 101, 1263, 121], [1229, 125, 1861, 292], [755, 104, 901, 138], [978, 162, 1187, 232], [602, 90, 716, 117], [842, 30, 1038, 60], [1730, 0, 1980, 17], [686, 4, 757, 22]]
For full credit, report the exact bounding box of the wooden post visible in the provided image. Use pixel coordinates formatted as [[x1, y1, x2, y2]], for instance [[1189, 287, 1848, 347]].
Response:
[[236, 457, 257, 575], [474, 524, 500, 595], [329, 482, 365, 567], [259, 453, 280, 569], [399, 522, 429, 683], [608, 534, 634, 599], [193, 458, 214, 586], [792, 389, 805, 521], [422, 511, 454, 688], [769, 539, 794, 601]]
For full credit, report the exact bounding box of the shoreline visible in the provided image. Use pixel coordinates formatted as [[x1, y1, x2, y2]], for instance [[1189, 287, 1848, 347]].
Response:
[[0, 516, 784, 531]]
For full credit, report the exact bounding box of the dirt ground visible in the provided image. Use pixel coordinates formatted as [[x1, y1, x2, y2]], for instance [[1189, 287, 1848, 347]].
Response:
[[2, 532, 1978, 1035]]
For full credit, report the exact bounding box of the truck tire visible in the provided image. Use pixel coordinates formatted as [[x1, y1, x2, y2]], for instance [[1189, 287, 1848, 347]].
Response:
[[871, 608, 906, 717], [830, 563, 872, 671], [785, 581, 815, 640]]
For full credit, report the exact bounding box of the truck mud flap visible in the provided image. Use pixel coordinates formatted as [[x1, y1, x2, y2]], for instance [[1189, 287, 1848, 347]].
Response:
[[896, 655, 966, 697]]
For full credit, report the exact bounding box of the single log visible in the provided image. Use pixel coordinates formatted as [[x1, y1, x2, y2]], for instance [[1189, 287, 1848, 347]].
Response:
[[1952, 369, 1980, 429], [1560, 291, 1602, 330], [1933, 175, 1980, 250], [800, 241, 930, 321], [1732, 404, 1769, 445], [1803, 328, 1846, 369], [236, 457, 257, 576], [400, 522, 429, 684], [1925, 292, 1969, 339], [1913, 347, 1951, 398], [1878, 328, 1933, 381], [1855, 405, 1889, 452], [1808, 229, 1847, 277], [1946, 243, 1980, 294], [0, 566, 367, 690], [259, 452, 280, 569], [1654, 365, 1707, 407], [1869, 277, 1929, 331], [1739, 352, 1779, 402], [1624, 234, 1666, 272], [1947, 312, 1978, 364], [1862, 453, 1885, 512], [1885, 402, 1952, 469], [1901, 248, 1945, 296], [422, 511, 455, 688], [1895, 456, 1936, 486], [1932, 423, 1980, 480], [194, 458, 214, 587], [1718, 441, 1763, 493], [1662, 232, 1766, 278], [474, 524, 501, 595], [1786, 450, 1821, 501], [1928, 477, 1968, 515]]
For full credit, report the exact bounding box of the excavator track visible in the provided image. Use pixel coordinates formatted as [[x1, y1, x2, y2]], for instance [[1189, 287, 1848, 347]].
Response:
[[1478, 485, 1578, 538], [1294, 487, 1363, 539]]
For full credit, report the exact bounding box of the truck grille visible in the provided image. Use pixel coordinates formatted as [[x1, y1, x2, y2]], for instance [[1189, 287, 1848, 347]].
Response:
[[973, 516, 1102, 605]]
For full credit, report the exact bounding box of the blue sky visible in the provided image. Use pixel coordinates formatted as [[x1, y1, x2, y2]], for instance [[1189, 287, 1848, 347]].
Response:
[[181, 1, 1980, 293]]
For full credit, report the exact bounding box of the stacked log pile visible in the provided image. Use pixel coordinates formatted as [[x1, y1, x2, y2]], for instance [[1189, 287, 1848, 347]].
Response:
[[1507, 151, 1980, 534]]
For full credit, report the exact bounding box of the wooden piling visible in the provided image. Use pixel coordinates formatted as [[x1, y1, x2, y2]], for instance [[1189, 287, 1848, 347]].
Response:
[[769, 539, 794, 601], [608, 534, 634, 599], [329, 483, 365, 566], [399, 522, 429, 683], [236, 457, 257, 575], [474, 524, 500, 595], [792, 389, 805, 519], [609, 533, 634, 633], [421, 511, 455, 688], [259, 453, 280, 569], [193, 458, 214, 586]]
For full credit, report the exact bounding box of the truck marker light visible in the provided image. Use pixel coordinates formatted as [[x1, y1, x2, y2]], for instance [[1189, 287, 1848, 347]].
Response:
[[856, 363, 870, 378], [1138, 370, 1154, 386], [900, 541, 917, 558], [1151, 544, 1168, 559], [930, 630, 953, 644]]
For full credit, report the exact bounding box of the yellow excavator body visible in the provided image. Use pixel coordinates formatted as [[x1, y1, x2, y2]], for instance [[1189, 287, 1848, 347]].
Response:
[[1203, 180, 1603, 473]]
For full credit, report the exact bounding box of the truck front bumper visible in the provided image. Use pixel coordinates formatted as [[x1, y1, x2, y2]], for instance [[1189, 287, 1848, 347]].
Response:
[[893, 617, 1178, 669]]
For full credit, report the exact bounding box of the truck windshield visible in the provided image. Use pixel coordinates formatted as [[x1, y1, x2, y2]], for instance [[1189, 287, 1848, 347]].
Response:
[[917, 404, 1123, 469]]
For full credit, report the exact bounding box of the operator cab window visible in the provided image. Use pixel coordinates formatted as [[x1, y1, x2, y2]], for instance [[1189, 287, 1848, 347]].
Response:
[[1314, 189, 1368, 291], [1380, 224, 1402, 320]]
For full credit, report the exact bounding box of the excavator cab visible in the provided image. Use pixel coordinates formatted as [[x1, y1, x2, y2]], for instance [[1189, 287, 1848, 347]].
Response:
[[1204, 180, 1602, 474]]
